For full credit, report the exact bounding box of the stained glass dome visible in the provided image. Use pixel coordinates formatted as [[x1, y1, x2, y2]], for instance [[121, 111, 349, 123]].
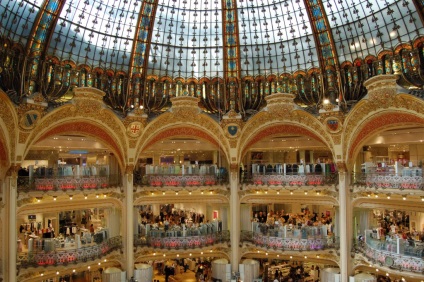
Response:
[[0, 0, 423, 117]]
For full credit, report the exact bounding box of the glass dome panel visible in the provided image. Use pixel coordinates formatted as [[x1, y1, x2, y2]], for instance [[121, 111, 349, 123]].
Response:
[[237, 0, 318, 75], [0, 0, 44, 46], [323, 0, 424, 63], [149, 0, 224, 79], [47, 0, 140, 69]]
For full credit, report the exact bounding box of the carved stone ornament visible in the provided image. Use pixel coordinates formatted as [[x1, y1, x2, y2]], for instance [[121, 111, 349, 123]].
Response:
[[265, 92, 297, 113]]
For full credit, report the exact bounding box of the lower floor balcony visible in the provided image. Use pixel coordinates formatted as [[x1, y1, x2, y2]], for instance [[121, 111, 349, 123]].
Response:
[[17, 236, 122, 269], [240, 230, 339, 251], [134, 230, 230, 250]]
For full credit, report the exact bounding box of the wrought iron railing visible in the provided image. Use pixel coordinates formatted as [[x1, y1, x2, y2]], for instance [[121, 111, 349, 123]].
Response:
[[354, 239, 424, 273], [17, 236, 122, 269], [134, 174, 228, 187], [17, 175, 121, 192], [240, 230, 339, 251], [242, 173, 338, 187], [351, 172, 424, 190], [134, 230, 230, 250]]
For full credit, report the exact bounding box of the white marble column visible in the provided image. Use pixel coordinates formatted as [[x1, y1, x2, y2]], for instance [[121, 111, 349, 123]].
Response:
[[123, 169, 134, 279], [229, 166, 240, 272], [5, 171, 17, 282], [338, 169, 353, 280]]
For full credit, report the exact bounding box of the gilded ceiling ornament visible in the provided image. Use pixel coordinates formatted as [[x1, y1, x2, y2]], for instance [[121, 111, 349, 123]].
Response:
[[127, 121, 143, 138]]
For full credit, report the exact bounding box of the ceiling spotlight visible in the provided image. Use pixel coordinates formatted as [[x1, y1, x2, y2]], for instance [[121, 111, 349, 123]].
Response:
[[304, 191, 308, 195], [36, 197, 42, 202], [316, 191, 321, 195], [163, 192, 165, 195], [290, 191, 293, 195], [421, 196, 424, 202], [367, 193, 371, 197], [96, 194, 99, 198], [84, 195, 88, 199], [53, 196, 57, 201], [103, 194, 107, 198], [402, 195, 407, 200], [69, 195, 73, 200], [387, 194, 391, 199]]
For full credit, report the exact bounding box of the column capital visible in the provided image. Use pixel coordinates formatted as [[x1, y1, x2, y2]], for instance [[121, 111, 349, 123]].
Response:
[[125, 164, 135, 175], [6, 165, 20, 177], [336, 162, 348, 173]]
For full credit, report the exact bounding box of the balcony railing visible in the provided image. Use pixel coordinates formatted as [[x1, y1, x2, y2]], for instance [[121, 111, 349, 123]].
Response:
[[17, 175, 121, 192], [354, 239, 424, 273], [352, 172, 424, 190], [240, 230, 339, 251], [17, 236, 122, 269], [134, 230, 230, 250], [134, 174, 228, 187], [242, 173, 338, 187]]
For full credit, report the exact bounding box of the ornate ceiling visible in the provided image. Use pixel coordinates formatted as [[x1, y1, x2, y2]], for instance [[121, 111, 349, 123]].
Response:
[[1, 0, 424, 118]]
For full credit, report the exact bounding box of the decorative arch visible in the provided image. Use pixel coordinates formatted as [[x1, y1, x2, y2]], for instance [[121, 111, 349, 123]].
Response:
[[347, 112, 424, 161], [0, 89, 18, 166], [135, 111, 230, 164], [25, 118, 126, 171], [137, 125, 230, 165], [238, 115, 334, 162]]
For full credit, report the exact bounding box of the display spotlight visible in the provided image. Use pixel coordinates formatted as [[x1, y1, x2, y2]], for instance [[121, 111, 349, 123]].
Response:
[[84, 194, 88, 199], [36, 197, 42, 202], [290, 190, 293, 195], [53, 196, 57, 201], [316, 191, 321, 195], [421, 196, 424, 202], [96, 194, 99, 198], [386, 194, 391, 199], [69, 195, 73, 200], [402, 195, 407, 200], [103, 194, 107, 198]]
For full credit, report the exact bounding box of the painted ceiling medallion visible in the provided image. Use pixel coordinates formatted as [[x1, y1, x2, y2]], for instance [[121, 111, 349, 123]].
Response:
[[325, 117, 342, 133], [226, 124, 239, 138], [127, 121, 143, 137], [20, 110, 40, 130]]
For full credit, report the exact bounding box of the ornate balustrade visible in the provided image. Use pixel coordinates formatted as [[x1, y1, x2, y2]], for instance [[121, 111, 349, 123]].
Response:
[[240, 230, 339, 251], [355, 240, 424, 273], [134, 230, 230, 250], [243, 173, 338, 187], [141, 174, 227, 187], [17, 175, 121, 192], [17, 236, 122, 269], [352, 173, 424, 190]]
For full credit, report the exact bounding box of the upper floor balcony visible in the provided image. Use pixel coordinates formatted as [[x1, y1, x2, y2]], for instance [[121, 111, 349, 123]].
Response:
[[17, 175, 121, 193], [352, 172, 424, 191]]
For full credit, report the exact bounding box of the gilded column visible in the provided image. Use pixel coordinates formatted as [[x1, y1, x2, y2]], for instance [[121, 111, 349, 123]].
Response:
[[337, 163, 353, 279], [123, 165, 135, 279], [229, 163, 240, 272]]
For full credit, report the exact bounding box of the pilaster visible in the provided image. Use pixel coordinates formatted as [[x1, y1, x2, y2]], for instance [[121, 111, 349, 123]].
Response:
[[5, 166, 18, 282], [123, 165, 135, 279], [229, 163, 240, 272], [337, 163, 353, 279]]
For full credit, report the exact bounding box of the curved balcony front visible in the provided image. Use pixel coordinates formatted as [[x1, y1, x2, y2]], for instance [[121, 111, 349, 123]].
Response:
[[243, 172, 338, 187], [240, 230, 339, 252], [355, 235, 424, 273], [134, 230, 230, 250], [17, 236, 122, 269], [17, 175, 121, 193], [352, 172, 424, 191]]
